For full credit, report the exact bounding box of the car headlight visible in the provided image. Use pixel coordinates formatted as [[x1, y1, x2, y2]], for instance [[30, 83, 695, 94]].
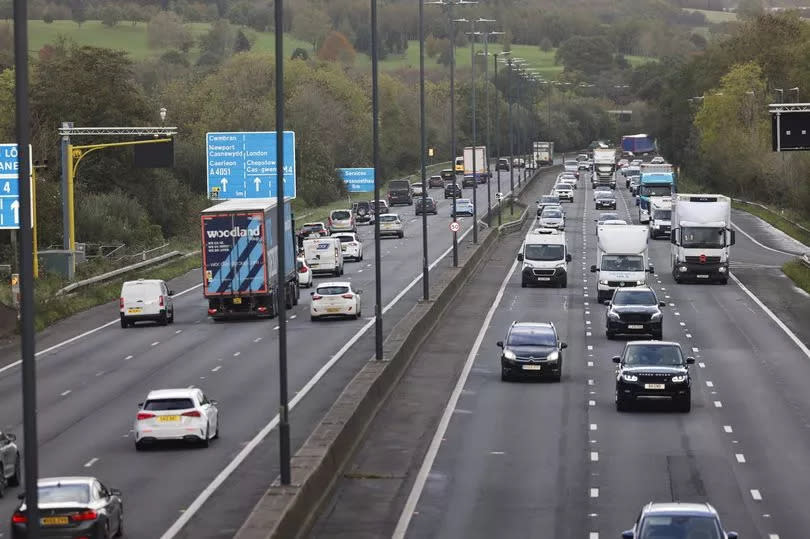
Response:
[[599, 279, 609, 285], [671, 375, 688, 383], [719, 266, 727, 273], [635, 280, 645, 285], [555, 262, 567, 269], [650, 311, 662, 320], [622, 373, 638, 382], [607, 310, 620, 320], [679, 266, 688, 272], [503, 349, 516, 360], [546, 351, 559, 362]]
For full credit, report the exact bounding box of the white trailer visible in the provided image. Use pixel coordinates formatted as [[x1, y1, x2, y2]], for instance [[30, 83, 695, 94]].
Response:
[[590, 224, 653, 302]]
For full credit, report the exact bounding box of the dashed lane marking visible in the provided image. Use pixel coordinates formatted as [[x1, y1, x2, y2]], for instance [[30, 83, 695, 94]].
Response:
[[736, 454, 746, 463], [61, 390, 71, 397], [590, 488, 599, 498], [124, 355, 133, 360], [724, 425, 733, 433], [751, 489, 762, 501], [84, 457, 99, 468], [211, 366, 222, 372], [706, 381, 714, 387], [590, 452, 599, 462], [714, 401, 723, 408], [590, 424, 597, 431], [151, 341, 160, 346]]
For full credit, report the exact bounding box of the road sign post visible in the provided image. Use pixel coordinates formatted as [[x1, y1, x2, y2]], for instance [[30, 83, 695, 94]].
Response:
[[206, 132, 297, 200], [0, 144, 32, 230], [450, 220, 460, 232], [337, 168, 375, 193]]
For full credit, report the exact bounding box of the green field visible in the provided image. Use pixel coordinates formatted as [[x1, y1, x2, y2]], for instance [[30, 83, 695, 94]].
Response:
[[683, 8, 738, 24]]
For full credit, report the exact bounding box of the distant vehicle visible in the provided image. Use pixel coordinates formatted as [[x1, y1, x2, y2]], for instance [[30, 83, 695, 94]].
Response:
[[452, 198, 474, 217], [537, 207, 565, 230], [11, 477, 124, 538], [332, 232, 363, 262], [464, 146, 489, 182], [578, 160, 590, 170], [202, 199, 297, 319], [454, 156, 464, 173], [558, 174, 578, 189], [617, 158, 629, 168], [310, 281, 362, 321], [496, 158, 510, 171], [594, 190, 617, 210], [298, 222, 329, 245], [593, 184, 613, 201], [648, 197, 672, 239], [533, 141, 553, 166], [444, 182, 462, 199], [671, 194, 734, 284], [378, 213, 405, 238], [497, 321, 567, 381], [629, 177, 641, 195], [428, 175, 444, 188], [621, 502, 737, 539], [576, 153, 589, 162], [351, 201, 373, 224], [370, 199, 389, 216], [638, 163, 675, 222], [387, 179, 413, 206], [650, 156, 666, 164], [119, 279, 174, 328], [552, 184, 574, 202], [598, 219, 628, 237], [606, 286, 665, 340], [440, 169, 456, 183], [535, 195, 561, 215], [591, 225, 653, 303], [630, 159, 643, 167], [411, 182, 424, 197], [621, 134, 656, 157], [461, 174, 476, 188], [593, 212, 622, 234], [296, 256, 312, 288], [0, 429, 20, 496], [622, 165, 640, 188], [592, 148, 617, 189], [563, 159, 580, 177], [135, 387, 219, 449], [518, 228, 572, 288], [328, 209, 356, 233], [614, 341, 694, 412], [415, 196, 438, 215], [303, 236, 344, 276], [512, 157, 525, 168]]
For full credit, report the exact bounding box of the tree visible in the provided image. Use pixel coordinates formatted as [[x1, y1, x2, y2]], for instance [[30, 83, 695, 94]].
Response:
[[0, 0, 10, 22], [43, 12, 54, 24], [199, 19, 235, 62], [317, 31, 356, 65], [539, 37, 553, 53], [556, 36, 615, 77], [737, 0, 764, 19], [71, 0, 86, 28], [291, 4, 331, 50], [100, 5, 122, 27], [234, 29, 251, 53], [147, 12, 193, 52]]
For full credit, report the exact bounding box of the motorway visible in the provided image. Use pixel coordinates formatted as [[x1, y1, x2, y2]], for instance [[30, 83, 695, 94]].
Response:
[[0, 165, 534, 538], [313, 169, 810, 538]]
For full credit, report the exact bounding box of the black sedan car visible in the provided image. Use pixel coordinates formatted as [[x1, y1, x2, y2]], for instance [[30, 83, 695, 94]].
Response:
[[414, 196, 438, 215], [497, 321, 567, 382], [444, 182, 462, 199], [440, 169, 456, 183], [613, 341, 694, 412], [606, 287, 665, 340], [622, 502, 737, 539], [594, 190, 617, 210], [11, 477, 124, 539]]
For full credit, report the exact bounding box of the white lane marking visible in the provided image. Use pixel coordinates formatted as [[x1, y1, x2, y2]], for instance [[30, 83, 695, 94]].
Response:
[[391, 257, 518, 539], [587, 361, 593, 367], [714, 401, 723, 408], [674, 312, 680, 316], [587, 345, 593, 350], [751, 489, 762, 501], [273, 325, 280, 330], [211, 366, 222, 372], [167, 222, 477, 539], [290, 315, 297, 320], [151, 341, 160, 347], [698, 362, 706, 368], [692, 347, 700, 352], [590, 533, 599, 539], [590, 451, 599, 462], [724, 425, 733, 433], [175, 329, 182, 334], [732, 221, 797, 256], [730, 273, 810, 360], [584, 302, 589, 306], [585, 320, 591, 325], [706, 381, 714, 387], [669, 303, 675, 307], [679, 322, 686, 326], [124, 355, 133, 360], [588, 379, 594, 386], [769, 535, 780, 539], [233, 352, 241, 357], [0, 282, 204, 377], [60, 390, 71, 397], [736, 454, 746, 463], [490, 451, 505, 455], [588, 400, 596, 406], [590, 488, 599, 498], [84, 457, 99, 468], [590, 424, 597, 431], [585, 310, 590, 315], [254, 337, 262, 343], [586, 331, 592, 336], [685, 333, 692, 338], [95, 371, 104, 377]]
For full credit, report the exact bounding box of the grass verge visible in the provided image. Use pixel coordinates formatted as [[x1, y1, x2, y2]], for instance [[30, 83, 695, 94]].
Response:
[[732, 200, 810, 248], [783, 258, 810, 295]]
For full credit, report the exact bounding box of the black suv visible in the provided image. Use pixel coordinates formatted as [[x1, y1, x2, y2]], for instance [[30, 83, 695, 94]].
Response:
[[497, 321, 567, 382], [606, 287, 665, 340], [613, 341, 694, 412], [440, 169, 456, 183], [461, 174, 476, 188], [415, 196, 438, 215], [444, 182, 462, 199], [351, 201, 373, 224]]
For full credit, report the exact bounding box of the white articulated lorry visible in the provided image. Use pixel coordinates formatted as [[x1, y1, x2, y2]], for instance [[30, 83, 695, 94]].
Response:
[[670, 194, 735, 284], [590, 224, 653, 303]]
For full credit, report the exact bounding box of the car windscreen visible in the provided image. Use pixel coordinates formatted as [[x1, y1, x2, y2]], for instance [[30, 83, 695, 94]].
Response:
[[624, 345, 684, 366], [525, 244, 564, 262], [541, 209, 562, 218], [638, 516, 721, 539], [595, 192, 614, 199], [541, 196, 559, 203], [613, 290, 656, 306], [317, 286, 350, 295], [508, 329, 556, 347], [39, 484, 90, 504], [303, 224, 323, 231], [380, 215, 399, 222], [144, 398, 195, 410], [122, 282, 161, 296], [334, 236, 355, 243], [600, 255, 644, 271], [332, 211, 351, 220], [597, 213, 619, 222], [642, 185, 671, 197], [457, 199, 471, 204], [681, 227, 725, 248], [653, 210, 671, 220]]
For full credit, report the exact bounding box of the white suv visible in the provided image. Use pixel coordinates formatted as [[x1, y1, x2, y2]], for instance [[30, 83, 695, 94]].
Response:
[[553, 184, 574, 202], [120, 279, 174, 328]]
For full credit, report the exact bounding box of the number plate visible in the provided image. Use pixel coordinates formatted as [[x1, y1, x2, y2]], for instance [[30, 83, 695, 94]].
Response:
[[538, 277, 551, 281], [522, 365, 543, 371], [127, 308, 142, 314], [326, 308, 340, 313], [232, 297, 242, 305], [644, 384, 665, 390], [627, 324, 644, 329], [697, 274, 709, 278], [41, 516, 69, 525], [158, 415, 181, 422]]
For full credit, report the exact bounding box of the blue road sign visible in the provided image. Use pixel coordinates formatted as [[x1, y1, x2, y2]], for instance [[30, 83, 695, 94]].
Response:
[[206, 132, 296, 200], [337, 168, 375, 193], [0, 143, 32, 230]]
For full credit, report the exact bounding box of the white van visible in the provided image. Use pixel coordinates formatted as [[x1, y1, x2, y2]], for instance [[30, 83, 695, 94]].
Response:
[[120, 279, 174, 328], [590, 225, 653, 303], [303, 237, 344, 277], [517, 228, 572, 288]]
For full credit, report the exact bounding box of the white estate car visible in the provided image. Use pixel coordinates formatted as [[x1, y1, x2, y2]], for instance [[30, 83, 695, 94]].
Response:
[[310, 282, 362, 321], [378, 213, 405, 238], [119, 278, 174, 328], [134, 388, 219, 450], [332, 232, 364, 262]]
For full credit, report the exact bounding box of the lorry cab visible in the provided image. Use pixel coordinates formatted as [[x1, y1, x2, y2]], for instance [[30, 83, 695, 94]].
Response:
[[517, 228, 572, 288], [637, 164, 675, 223], [303, 237, 345, 277], [590, 225, 653, 303], [670, 194, 735, 284], [648, 197, 672, 239]]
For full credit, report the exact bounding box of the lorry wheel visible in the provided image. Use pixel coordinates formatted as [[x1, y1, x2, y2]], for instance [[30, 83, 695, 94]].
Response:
[[285, 288, 293, 310]]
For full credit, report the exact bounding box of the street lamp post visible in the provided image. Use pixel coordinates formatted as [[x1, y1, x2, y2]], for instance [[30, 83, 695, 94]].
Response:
[[774, 88, 784, 102], [474, 25, 502, 225], [494, 50, 509, 227], [371, 0, 383, 359], [418, 0, 429, 300], [506, 56, 514, 216], [790, 87, 800, 102]]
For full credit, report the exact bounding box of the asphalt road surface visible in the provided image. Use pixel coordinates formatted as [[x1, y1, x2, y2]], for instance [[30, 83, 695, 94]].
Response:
[[0, 163, 539, 538], [313, 169, 810, 539]]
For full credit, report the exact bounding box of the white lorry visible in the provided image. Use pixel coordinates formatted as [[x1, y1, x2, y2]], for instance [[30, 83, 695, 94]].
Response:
[[591, 148, 617, 189], [590, 224, 653, 303], [517, 228, 572, 288], [648, 197, 672, 240], [463, 145, 489, 184], [670, 194, 735, 284], [533, 141, 554, 167]]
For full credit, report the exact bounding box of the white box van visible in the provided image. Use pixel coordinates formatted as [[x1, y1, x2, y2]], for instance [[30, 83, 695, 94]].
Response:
[[120, 279, 174, 328], [590, 225, 653, 302], [303, 237, 344, 277], [517, 228, 572, 288]]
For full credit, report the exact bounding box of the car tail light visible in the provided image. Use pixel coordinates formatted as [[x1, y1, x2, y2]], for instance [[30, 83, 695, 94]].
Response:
[[12, 512, 27, 523], [207, 308, 218, 315], [159, 296, 164, 307], [257, 306, 267, 313], [71, 510, 98, 522], [327, 218, 332, 226], [182, 410, 201, 418], [312, 294, 323, 300], [119, 297, 124, 309], [137, 412, 155, 420], [342, 293, 354, 299], [298, 266, 308, 273]]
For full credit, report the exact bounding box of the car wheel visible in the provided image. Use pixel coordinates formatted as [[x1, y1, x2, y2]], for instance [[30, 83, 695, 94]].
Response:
[[135, 440, 146, 451], [399, 232, 404, 239], [339, 266, 344, 276], [114, 513, 124, 537], [159, 312, 168, 326], [719, 277, 729, 285], [560, 276, 568, 288], [501, 367, 511, 382], [334, 268, 340, 277], [8, 455, 20, 487], [616, 393, 630, 412], [606, 330, 615, 340], [212, 415, 220, 439], [201, 427, 210, 448], [677, 396, 692, 413], [120, 315, 128, 329]]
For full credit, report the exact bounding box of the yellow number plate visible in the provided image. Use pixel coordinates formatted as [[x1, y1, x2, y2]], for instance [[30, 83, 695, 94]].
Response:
[[158, 415, 180, 422], [127, 308, 142, 314], [232, 297, 242, 305], [326, 308, 340, 313], [41, 516, 69, 525]]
